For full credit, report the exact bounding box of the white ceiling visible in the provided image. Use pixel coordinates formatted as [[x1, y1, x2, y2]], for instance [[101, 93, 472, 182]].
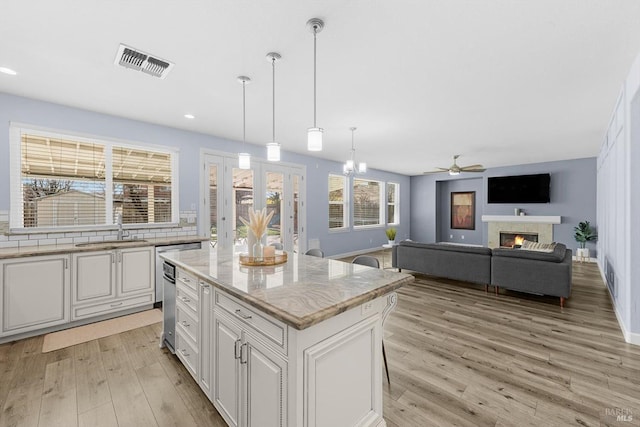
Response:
[[1, 1, 639, 176]]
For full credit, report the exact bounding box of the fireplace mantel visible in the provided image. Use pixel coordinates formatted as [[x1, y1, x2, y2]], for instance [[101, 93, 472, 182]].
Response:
[[481, 215, 561, 224]]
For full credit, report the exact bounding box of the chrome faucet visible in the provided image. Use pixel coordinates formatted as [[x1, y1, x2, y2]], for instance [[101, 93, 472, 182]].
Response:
[[116, 214, 130, 240]]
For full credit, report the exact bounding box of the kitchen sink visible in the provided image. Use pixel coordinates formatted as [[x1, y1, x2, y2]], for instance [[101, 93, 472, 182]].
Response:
[[75, 239, 148, 247]]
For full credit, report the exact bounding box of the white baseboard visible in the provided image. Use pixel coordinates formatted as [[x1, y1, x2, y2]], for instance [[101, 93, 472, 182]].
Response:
[[597, 263, 640, 346], [571, 256, 597, 262]]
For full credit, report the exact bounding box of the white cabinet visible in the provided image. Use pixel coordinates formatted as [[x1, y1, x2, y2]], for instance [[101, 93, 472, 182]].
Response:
[[1, 254, 70, 337], [213, 312, 242, 427], [213, 308, 287, 427], [72, 251, 116, 304], [174, 268, 203, 384], [199, 279, 212, 398], [119, 247, 154, 296], [72, 246, 154, 320], [244, 333, 286, 427]]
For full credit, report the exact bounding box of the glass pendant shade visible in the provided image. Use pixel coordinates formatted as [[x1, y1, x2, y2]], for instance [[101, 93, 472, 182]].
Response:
[[308, 127, 323, 151], [238, 152, 251, 169], [267, 142, 281, 161], [358, 162, 367, 174]]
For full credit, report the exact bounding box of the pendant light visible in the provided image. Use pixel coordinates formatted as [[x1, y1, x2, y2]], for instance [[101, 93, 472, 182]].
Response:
[[307, 18, 324, 151], [266, 52, 281, 161], [237, 76, 251, 169], [343, 127, 367, 175]]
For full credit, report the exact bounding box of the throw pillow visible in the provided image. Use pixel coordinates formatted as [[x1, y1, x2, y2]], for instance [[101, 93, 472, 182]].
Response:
[[520, 240, 556, 253]]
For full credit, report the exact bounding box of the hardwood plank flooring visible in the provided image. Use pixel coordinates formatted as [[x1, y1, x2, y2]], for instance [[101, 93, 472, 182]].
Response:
[[0, 255, 637, 426]]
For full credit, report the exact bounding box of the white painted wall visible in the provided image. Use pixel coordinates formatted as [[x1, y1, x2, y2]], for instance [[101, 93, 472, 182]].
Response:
[[597, 49, 640, 345]]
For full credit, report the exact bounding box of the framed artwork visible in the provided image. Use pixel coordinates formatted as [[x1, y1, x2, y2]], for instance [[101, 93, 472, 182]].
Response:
[[451, 191, 475, 230]]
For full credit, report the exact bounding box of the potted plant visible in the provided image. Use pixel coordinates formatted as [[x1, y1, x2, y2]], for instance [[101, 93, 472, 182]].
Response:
[[385, 227, 397, 245], [574, 221, 597, 260]]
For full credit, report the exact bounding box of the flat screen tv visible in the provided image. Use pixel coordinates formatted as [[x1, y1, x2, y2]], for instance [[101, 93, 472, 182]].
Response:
[[487, 173, 550, 203]]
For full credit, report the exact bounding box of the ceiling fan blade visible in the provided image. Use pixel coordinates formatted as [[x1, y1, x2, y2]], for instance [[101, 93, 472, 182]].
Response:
[[423, 168, 450, 174], [460, 167, 486, 172], [460, 164, 484, 169]]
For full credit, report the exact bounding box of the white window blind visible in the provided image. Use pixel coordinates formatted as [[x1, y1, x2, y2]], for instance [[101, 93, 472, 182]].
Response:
[[387, 182, 399, 224], [12, 126, 177, 230], [328, 174, 347, 229], [112, 146, 172, 224], [21, 134, 106, 228], [353, 179, 383, 227]]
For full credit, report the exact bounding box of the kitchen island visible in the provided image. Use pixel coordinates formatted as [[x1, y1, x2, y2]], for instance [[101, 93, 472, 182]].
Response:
[[160, 247, 413, 427]]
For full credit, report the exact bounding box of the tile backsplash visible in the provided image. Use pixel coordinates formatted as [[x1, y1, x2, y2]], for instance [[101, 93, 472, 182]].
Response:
[[0, 210, 198, 249]]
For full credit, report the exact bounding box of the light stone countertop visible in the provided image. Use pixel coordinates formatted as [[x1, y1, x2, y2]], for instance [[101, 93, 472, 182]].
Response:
[[160, 247, 414, 330], [0, 236, 209, 259]]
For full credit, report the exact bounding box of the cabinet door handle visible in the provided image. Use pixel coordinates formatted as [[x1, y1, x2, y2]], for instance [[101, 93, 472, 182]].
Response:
[[180, 349, 190, 357], [64, 258, 68, 269], [110, 302, 123, 307], [181, 321, 190, 327], [240, 343, 248, 364], [234, 309, 252, 320], [234, 339, 241, 359], [181, 297, 191, 303], [111, 253, 115, 264]]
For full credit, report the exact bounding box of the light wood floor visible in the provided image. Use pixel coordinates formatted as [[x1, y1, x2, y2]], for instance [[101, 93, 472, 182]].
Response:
[[1, 255, 638, 427]]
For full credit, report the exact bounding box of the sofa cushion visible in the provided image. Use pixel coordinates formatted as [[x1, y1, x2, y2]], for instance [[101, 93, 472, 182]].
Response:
[[492, 243, 567, 263], [521, 240, 556, 252], [399, 240, 492, 256]]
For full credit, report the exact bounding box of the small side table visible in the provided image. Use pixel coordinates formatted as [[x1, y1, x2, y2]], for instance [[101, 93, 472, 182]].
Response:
[[382, 243, 396, 270]]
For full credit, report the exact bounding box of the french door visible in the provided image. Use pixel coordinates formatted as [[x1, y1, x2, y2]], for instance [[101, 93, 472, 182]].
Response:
[[200, 152, 306, 253]]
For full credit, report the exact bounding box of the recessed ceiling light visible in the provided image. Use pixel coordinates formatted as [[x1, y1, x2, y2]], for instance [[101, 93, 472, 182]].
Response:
[[0, 67, 18, 76], [184, 114, 195, 119]]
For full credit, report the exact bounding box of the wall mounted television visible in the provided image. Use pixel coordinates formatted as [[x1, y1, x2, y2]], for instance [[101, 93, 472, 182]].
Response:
[[487, 173, 551, 203]]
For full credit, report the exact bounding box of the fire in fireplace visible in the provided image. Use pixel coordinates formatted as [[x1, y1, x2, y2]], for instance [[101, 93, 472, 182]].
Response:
[[500, 232, 538, 248]]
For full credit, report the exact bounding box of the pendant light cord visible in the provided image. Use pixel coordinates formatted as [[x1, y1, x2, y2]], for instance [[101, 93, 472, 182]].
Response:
[[242, 79, 246, 146], [313, 27, 317, 127], [272, 57, 276, 142]]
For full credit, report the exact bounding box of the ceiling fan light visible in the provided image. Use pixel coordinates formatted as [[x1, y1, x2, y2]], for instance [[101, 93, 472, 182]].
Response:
[[267, 142, 281, 161], [238, 152, 251, 169], [358, 162, 367, 174], [449, 170, 460, 176], [308, 127, 323, 151]]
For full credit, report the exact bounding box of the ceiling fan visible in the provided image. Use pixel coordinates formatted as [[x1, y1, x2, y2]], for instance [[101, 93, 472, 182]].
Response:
[[424, 155, 486, 176]]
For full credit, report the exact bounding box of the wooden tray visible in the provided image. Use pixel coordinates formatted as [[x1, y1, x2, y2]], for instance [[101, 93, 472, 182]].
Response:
[[239, 251, 288, 266]]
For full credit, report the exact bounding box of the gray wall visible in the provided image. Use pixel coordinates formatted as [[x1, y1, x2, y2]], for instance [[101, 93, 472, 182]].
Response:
[[411, 157, 597, 254], [437, 177, 484, 245], [0, 92, 410, 257]]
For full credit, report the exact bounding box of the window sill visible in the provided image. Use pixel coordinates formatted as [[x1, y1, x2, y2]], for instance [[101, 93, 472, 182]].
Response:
[[8, 222, 181, 236], [353, 225, 386, 231]]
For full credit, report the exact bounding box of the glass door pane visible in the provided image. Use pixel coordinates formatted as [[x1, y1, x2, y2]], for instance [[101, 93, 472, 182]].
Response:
[[292, 174, 301, 253], [209, 164, 219, 247], [233, 168, 254, 252], [265, 171, 284, 248]]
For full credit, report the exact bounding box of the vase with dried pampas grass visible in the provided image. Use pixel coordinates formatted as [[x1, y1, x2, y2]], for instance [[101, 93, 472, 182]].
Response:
[[239, 207, 274, 260]]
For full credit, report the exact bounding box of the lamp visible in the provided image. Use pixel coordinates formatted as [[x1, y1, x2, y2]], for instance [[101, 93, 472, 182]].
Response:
[[266, 52, 281, 161], [237, 76, 251, 169], [343, 127, 367, 175], [307, 18, 324, 151]]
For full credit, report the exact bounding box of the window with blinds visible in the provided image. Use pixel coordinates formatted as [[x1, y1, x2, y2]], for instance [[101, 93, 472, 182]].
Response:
[[353, 178, 383, 227], [14, 128, 176, 229], [387, 182, 399, 225], [328, 174, 347, 229]]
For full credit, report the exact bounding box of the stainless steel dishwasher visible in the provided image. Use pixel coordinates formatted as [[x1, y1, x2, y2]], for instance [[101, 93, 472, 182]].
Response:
[[154, 241, 202, 304], [162, 260, 177, 353]]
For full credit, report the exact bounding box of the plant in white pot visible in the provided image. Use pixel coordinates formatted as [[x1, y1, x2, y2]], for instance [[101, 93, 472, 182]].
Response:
[[385, 227, 397, 245], [574, 221, 597, 260]]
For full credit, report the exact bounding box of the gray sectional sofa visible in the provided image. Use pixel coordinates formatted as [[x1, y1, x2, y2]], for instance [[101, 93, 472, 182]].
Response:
[[392, 241, 572, 307]]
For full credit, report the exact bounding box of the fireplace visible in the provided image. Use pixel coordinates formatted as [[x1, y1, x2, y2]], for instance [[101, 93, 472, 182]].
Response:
[[500, 232, 538, 248]]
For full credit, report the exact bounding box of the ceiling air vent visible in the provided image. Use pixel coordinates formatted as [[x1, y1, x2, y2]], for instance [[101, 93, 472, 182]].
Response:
[[114, 44, 174, 79]]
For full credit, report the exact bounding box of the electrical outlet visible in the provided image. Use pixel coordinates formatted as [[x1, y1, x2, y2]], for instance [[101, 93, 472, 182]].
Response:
[[450, 234, 453, 239], [369, 238, 373, 244], [361, 301, 374, 316], [461, 235, 465, 239], [190, 203, 196, 210]]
